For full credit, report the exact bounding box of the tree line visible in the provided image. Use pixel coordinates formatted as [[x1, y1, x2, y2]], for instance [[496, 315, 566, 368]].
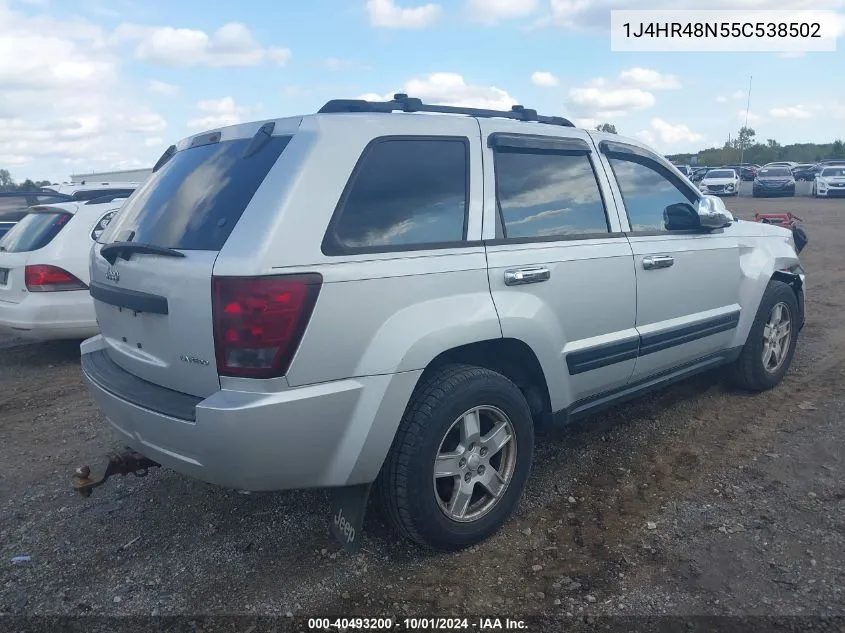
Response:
[[0, 169, 51, 193], [594, 122, 844, 166]]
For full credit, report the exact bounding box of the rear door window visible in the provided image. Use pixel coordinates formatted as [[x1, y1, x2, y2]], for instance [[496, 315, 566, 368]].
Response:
[[494, 150, 609, 239], [323, 137, 469, 254], [0, 210, 73, 253], [101, 135, 292, 250]]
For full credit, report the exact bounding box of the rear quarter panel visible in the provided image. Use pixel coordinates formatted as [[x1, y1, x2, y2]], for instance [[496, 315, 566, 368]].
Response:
[[213, 113, 500, 387]]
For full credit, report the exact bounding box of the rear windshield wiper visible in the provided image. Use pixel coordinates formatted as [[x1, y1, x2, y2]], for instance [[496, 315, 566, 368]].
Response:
[[100, 241, 186, 265]]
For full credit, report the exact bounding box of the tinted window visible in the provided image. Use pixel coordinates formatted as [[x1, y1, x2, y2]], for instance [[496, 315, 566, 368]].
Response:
[[72, 188, 135, 202], [759, 168, 791, 177], [102, 136, 291, 250], [0, 210, 73, 253], [495, 150, 609, 238], [327, 138, 468, 251], [609, 157, 697, 232]]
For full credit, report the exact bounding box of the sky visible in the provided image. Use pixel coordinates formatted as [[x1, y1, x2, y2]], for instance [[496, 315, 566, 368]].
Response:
[[1, 0, 844, 182]]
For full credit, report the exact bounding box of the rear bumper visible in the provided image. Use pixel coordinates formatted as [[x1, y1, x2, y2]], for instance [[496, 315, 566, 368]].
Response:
[[0, 290, 98, 340], [80, 335, 421, 491]]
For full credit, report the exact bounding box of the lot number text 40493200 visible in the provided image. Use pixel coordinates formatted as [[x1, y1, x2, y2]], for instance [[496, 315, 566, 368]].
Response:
[[307, 617, 528, 630]]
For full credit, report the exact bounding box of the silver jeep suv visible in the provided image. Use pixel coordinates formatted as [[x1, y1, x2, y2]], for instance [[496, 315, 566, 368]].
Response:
[[80, 95, 805, 551]]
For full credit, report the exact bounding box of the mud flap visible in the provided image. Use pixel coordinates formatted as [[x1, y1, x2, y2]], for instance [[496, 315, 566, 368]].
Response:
[[329, 482, 372, 552]]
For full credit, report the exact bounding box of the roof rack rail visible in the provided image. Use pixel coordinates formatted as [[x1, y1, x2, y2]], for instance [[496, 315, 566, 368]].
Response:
[[318, 93, 575, 127]]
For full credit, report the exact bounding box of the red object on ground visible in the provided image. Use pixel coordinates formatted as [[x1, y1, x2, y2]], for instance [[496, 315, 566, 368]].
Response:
[[753, 211, 802, 227]]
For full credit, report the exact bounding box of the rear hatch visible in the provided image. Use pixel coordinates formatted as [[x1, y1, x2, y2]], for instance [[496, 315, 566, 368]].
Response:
[[90, 126, 294, 398], [0, 204, 79, 304]]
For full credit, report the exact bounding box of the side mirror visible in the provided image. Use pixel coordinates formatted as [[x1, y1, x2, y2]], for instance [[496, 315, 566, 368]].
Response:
[[696, 195, 733, 229], [663, 202, 700, 231]]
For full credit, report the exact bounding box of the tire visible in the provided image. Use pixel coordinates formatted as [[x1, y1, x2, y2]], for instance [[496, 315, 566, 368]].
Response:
[[729, 280, 799, 392], [377, 364, 534, 551]]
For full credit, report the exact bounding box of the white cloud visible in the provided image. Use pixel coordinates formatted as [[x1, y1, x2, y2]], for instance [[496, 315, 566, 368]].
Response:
[[739, 109, 766, 125], [148, 79, 179, 95], [716, 90, 747, 103], [769, 105, 815, 119], [574, 117, 600, 129], [116, 22, 291, 67], [636, 117, 704, 148], [362, 72, 518, 110], [187, 96, 245, 129], [125, 112, 167, 133], [531, 71, 559, 87], [467, 0, 538, 23], [366, 0, 442, 28], [0, 3, 168, 180], [618, 67, 680, 90], [144, 136, 164, 147], [567, 85, 655, 118]]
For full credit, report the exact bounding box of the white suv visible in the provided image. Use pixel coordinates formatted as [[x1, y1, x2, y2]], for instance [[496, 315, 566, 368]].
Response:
[[0, 196, 127, 339], [76, 95, 806, 551]]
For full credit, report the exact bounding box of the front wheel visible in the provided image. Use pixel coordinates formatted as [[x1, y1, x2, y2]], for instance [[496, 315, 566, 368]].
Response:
[[729, 280, 799, 392], [377, 364, 535, 550]]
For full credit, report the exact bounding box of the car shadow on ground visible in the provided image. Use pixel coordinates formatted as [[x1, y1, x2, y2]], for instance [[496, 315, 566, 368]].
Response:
[[0, 338, 83, 368]]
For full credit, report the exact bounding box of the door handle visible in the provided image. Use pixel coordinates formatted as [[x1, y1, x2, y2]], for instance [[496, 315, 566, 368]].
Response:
[[642, 255, 674, 270], [504, 266, 551, 286]]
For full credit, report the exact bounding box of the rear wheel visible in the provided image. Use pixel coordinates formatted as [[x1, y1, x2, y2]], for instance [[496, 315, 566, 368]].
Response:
[[377, 364, 534, 551], [729, 281, 799, 392]]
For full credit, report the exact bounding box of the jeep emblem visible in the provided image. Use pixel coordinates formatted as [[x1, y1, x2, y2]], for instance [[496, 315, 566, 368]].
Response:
[[333, 507, 356, 545], [105, 267, 119, 282]]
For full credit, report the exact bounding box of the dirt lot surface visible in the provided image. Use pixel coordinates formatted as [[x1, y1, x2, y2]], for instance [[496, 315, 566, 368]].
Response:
[[1, 188, 844, 622]]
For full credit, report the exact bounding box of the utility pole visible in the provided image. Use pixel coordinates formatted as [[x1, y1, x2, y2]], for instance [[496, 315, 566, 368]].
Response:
[[739, 75, 752, 165]]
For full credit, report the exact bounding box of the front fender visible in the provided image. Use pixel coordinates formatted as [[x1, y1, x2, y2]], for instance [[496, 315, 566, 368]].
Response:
[[732, 226, 803, 348]]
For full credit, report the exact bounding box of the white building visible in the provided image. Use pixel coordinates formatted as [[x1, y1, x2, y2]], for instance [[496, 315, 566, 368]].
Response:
[[69, 168, 153, 184]]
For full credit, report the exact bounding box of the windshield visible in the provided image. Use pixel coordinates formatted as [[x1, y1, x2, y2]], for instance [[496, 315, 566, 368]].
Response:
[[759, 167, 791, 177], [0, 210, 73, 253], [706, 170, 734, 179], [821, 167, 845, 177]]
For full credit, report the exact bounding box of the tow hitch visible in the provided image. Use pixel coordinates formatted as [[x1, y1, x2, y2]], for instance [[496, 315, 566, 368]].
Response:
[[72, 450, 160, 497]]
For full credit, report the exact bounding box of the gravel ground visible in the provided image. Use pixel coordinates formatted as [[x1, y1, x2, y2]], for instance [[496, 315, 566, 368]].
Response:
[[0, 191, 843, 621]]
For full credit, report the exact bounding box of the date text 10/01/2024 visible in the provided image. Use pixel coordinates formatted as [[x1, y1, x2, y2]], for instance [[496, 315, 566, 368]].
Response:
[[307, 617, 528, 630]]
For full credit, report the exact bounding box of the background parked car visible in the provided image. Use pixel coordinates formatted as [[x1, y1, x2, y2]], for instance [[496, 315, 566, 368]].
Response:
[[0, 197, 126, 340], [792, 163, 822, 181], [813, 166, 845, 198], [723, 163, 758, 181], [0, 191, 73, 239], [691, 166, 711, 182], [699, 168, 740, 196], [753, 166, 796, 197]]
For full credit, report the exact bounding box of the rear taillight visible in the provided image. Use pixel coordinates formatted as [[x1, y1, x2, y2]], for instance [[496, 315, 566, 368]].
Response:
[[212, 274, 322, 379], [25, 265, 88, 292]]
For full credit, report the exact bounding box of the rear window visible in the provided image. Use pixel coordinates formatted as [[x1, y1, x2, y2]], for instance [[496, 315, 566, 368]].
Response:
[[0, 210, 73, 253], [101, 135, 291, 250]]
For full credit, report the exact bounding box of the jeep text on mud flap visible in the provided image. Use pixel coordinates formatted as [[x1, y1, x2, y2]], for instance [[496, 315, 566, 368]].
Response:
[[74, 95, 806, 551]]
